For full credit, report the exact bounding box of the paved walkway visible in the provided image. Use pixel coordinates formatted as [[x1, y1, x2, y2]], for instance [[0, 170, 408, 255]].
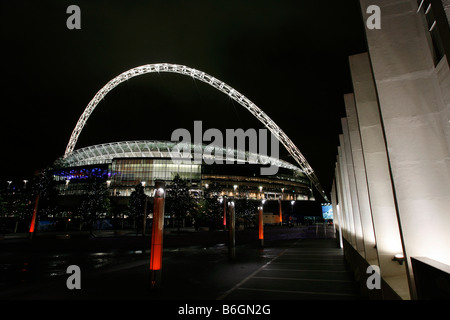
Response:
[[1, 227, 364, 300], [219, 238, 362, 300]]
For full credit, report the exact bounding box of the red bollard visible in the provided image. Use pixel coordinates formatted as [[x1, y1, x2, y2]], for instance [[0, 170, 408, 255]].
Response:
[[228, 201, 235, 259], [258, 206, 264, 247], [223, 196, 227, 229], [149, 181, 165, 290], [29, 195, 40, 239], [278, 198, 283, 226]]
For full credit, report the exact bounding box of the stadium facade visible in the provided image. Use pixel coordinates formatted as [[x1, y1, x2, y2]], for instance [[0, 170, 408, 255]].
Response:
[[53, 140, 315, 201]]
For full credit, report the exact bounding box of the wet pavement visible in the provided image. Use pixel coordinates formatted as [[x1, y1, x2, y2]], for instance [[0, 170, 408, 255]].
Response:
[[220, 239, 361, 300], [0, 225, 363, 300]]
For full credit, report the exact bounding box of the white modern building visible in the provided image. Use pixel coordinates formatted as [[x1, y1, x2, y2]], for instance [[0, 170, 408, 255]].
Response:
[[333, 0, 450, 300]]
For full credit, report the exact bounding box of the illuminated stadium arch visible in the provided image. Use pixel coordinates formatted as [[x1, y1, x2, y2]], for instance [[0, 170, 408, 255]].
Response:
[[64, 63, 328, 200]]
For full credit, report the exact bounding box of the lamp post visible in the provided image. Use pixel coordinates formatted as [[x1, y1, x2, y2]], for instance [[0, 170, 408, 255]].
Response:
[[23, 180, 28, 189], [290, 200, 295, 227], [6, 181, 12, 190], [278, 197, 282, 226], [29, 194, 40, 239], [228, 200, 235, 259], [220, 196, 227, 230], [258, 202, 264, 248], [142, 181, 148, 236], [149, 180, 165, 290]]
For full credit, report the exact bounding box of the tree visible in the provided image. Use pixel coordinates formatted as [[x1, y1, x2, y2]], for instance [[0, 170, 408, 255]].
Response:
[[128, 183, 148, 235], [78, 178, 110, 235], [166, 174, 195, 231], [191, 197, 209, 230], [0, 192, 9, 234], [0, 193, 6, 218], [31, 166, 59, 219], [9, 192, 33, 233], [235, 198, 258, 228], [203, 182, 223, 230]]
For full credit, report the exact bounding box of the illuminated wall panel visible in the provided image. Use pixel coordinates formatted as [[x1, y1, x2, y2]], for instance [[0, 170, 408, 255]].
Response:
[[349, 52, 410, 299], [344, 94, 378, 266], [338, 143, 356, 247], [341, 118, 366, 257], [335, 156, 349, 242], [331, 177, 343, 248], [360, 0, 450, 298]]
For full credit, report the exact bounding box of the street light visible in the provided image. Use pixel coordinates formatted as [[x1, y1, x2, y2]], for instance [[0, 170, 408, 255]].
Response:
[[259, 199, 265, 247], [150, 180, 166, 290], [278, 197, 282, 226], [23, 180, 28, 189], [233, 185, 238, 197], [219, 196, 226, 228], [290, 200, 295, 226], [228, 200, 236, 259], [392, 253, 405, 265], [7, 181, 12, 189]]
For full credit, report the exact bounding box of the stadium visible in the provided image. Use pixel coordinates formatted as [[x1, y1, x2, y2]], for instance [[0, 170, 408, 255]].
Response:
[[51, 139, 322, 225], [53, 139, 314, 200], [46, 63, 328, 226]]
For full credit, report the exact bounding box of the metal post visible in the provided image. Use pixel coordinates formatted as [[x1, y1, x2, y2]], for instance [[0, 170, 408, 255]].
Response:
[[149, 181, 165, 290], [258, 206, 264, 247], [228, 201, 235, 259], [223, 196, 227, 230], [278, 198, 282, 226], [29, 194, 40, 239], [316, 217, 319, 237], [142, 195, 148, 236]]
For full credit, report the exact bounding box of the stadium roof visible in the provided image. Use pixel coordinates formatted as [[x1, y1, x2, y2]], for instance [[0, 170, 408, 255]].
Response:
[[55, 140, 304, 173]]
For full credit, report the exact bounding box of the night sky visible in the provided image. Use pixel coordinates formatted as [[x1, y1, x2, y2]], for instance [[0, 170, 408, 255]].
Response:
[[0, 1, 367, 198]]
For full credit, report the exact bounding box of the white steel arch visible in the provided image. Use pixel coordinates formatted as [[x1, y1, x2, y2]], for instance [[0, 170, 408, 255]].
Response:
[[64, 63, 328, 200]]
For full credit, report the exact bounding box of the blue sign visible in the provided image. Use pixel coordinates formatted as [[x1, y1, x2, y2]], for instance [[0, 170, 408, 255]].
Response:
[[322, 205, 333, 220]]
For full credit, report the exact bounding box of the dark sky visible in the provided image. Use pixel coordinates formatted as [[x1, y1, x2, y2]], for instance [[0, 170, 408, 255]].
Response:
[[0, 0, 367, 197]]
